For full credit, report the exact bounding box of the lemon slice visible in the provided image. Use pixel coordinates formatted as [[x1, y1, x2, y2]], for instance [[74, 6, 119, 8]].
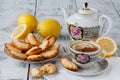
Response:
[[11, 24, 30, 40], [96, 36, 117, 57]]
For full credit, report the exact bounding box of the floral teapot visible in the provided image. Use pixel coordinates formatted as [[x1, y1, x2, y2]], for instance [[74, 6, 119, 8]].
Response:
[[62, 2, 112, 41]]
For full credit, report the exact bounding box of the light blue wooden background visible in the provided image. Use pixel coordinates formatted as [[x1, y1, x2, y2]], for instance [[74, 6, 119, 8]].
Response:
[[0, 0, 120, 80]]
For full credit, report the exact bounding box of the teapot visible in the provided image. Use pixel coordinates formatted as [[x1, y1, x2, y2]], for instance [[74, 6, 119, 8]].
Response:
[[62, 2, 112, 41]]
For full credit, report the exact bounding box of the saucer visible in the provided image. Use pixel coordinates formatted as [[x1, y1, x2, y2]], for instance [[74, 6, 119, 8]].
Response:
[[61, 58, 108, 76]]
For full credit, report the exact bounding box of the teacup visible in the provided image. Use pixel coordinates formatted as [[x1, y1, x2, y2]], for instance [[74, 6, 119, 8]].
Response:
[[69, 40, 106, 68]]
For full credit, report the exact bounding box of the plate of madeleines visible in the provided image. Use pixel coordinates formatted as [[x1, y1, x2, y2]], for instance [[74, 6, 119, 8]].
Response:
[[4, 33, 60, 63]]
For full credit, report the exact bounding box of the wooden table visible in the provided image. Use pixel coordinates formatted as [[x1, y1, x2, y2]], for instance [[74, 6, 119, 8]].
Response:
[[0, 0, 120, 80]]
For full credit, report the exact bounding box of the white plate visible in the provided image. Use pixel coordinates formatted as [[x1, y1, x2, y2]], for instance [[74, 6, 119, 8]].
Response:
[[4, 48, 60, 64], [61, 58, 109, 76]]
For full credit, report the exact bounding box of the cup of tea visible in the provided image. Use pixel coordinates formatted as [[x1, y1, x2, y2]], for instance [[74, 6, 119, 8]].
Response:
[[69, 40, 106, 68]]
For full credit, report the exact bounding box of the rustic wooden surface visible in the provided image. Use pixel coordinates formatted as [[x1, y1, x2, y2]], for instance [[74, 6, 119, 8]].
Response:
[[0, 0, 120, 80]]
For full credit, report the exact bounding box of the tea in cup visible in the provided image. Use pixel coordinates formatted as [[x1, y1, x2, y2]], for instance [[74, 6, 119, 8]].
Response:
[[69, 40, 106, 68]]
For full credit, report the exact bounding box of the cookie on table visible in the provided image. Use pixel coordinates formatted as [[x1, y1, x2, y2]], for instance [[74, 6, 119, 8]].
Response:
[[30, 63, 57, 78]]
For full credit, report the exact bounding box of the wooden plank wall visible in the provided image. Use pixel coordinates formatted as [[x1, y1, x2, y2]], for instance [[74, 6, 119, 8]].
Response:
[[0, 0, 120, 80], [0, 0, 36, 80]]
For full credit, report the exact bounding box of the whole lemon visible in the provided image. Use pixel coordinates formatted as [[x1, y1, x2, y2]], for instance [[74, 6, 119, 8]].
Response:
[[18, 13, 38, 32], [37, 19, 62, 38]]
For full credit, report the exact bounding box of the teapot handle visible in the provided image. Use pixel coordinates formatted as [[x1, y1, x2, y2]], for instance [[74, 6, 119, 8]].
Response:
[[99, 15, 112, 36]]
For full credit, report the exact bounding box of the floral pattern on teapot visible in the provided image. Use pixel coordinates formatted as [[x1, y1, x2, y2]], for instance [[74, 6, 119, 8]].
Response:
[[68, 23, 84, 40], [68, 23, 100, 40]]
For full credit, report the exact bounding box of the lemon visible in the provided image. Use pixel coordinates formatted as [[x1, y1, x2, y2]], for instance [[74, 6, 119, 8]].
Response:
[[37, 19, 62, 38], [18, 13, 38, 32], [96, 36, 117, 57], [11, 24, 30, 40]]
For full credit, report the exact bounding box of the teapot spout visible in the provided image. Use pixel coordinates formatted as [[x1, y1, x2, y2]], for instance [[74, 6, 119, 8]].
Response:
[[61, 8, 68, 25]]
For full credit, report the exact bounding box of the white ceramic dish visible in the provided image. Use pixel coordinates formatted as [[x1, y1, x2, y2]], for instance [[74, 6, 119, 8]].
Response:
[[4, 48, 60, 64], [61, 58, 109, 76]]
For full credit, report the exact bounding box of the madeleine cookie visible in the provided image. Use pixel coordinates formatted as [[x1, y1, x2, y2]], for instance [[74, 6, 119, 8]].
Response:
[[5, 43, 27, 59], [39, 40, 49, 51], [30, 63, 57, 78], [40, 63, 57, 74], [25, 33, 41, 46], [60, 58, 78, 71], [5, 43, 21, 53], [45, 35, 56, 47], [26, 46, 42, 55], [41, 50, 58, 59], [12, 38, 31, 51], [47, 43, 60, 51], [8, 50, 27, 60], [30, 68, 44, 78], [27, 54, 44, 61]]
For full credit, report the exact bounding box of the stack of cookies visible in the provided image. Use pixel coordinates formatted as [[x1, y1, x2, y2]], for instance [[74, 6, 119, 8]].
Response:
[[4, 33, 60, 61]]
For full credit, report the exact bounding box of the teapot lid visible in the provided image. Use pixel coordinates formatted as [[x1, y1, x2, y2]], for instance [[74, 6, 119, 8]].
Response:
[[78, 2, 97, 15]]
